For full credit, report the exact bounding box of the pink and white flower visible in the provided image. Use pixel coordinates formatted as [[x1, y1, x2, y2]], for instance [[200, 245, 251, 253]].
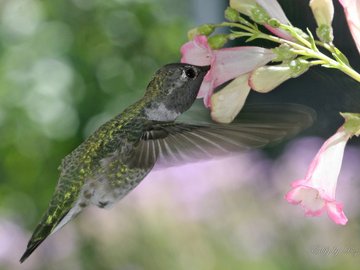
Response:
[[230, 0, 293, 40], [285, 127, 351, 225], [180, 35, 276, 107], [339, 0, 360, 53]]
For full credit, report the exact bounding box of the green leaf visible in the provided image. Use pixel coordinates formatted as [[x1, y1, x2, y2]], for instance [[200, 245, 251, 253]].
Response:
[[332, 47, 350, 66], [306, 28, 318, 51], [245, 34, 259, 42]]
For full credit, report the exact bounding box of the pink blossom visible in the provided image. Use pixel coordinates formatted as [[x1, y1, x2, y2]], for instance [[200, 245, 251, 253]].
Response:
[[230, 0, 293, 40], [339, 0, 360, 53], [285, 127, 351, 225], [180, 35, 276, 107]]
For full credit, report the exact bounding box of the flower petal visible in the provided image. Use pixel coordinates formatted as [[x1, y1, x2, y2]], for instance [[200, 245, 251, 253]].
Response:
[[257, 0, 294, 40], [304, 128, 350, 198], [310, 0, 334, 26], [210, 73, 251, 123], [212, 47, 276, 88], [285, 186, 325, 216], [326, 201, 348, 225], [180, 35, 213, 65], [339, 0, 360, 53], [285, 127, 351, 225], [257, 0, 290, 25], [249, 64, 292, 93]]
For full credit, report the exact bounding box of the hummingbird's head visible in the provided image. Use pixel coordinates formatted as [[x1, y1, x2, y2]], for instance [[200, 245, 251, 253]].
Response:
[[144, 63, 210, 121]]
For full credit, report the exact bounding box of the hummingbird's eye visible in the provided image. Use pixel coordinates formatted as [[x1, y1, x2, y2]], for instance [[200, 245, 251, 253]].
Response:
[[184, 67, 197, 79]]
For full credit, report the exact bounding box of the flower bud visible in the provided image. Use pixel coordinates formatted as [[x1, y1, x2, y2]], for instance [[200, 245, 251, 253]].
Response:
[[341, 112, 360, 136], [250, 59, 310, 93], [230, 0, 256, 17], [272, 44, 296, 61], [249, 64, 292, 93], [208, 34, 228, 49], [289, 59, 310, 78], [309, 0, 334, 26], [197, 24, 215, 36], [225, 7, 239, 22], [268, 18, 281, 28], [309, 0, 334, 42], [187, 24, 215, 40]]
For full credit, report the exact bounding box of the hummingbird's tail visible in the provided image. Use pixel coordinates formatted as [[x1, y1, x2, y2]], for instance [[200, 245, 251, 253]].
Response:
[[19, 224, 51, 263], [19, 209, 69, 263]]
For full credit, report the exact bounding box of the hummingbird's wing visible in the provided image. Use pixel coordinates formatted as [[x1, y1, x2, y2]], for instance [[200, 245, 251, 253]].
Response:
[[133, 103, 315, 168]]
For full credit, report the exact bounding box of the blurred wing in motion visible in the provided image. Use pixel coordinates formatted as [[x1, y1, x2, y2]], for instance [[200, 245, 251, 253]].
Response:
[[131, 103, 315, 168]]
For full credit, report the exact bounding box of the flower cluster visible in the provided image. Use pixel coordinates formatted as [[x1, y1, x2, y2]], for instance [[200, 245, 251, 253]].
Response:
[[180, 0, 360, 225]]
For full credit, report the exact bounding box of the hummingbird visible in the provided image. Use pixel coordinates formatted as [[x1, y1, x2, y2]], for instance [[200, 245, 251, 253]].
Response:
[[20, 63, 313, 262]]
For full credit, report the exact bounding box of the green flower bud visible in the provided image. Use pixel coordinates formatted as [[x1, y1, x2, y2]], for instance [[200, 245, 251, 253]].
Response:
[[341, 112, 360, 136], [187, 28, 198, 40], [272, 44, 296, 62], [289, 59, 310, 78], [197, 24, 215, 36], [316, 24, 333, 43], [208, 34, 228, 49], [267, 18, 280, 28], [225, 7, 239, 22], [187, 24, 215, 40]]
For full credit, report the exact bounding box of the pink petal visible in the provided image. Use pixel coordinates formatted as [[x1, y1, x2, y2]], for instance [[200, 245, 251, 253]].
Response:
[[257, 0, 290, 25], [197, 76, 213, 107], [339, 0, 360, 53], [264, 25, 294, 40], [326, 201, 348, 225], [285, 185, 325, 216], [211, 47, 276, 87], [258, 0, 294, 40], [180, 35, 213, 65]]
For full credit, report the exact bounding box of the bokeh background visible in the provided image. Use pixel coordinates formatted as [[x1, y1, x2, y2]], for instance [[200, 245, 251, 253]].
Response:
[[1, 0, 360, 269]]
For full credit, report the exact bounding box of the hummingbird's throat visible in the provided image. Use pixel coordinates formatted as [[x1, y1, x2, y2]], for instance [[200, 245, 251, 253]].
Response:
[[144, 102, 180, 121]]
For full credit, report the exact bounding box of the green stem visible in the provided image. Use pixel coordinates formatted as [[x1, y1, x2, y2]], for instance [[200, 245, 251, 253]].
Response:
[[310, 60, 326, 66], [258, 33, 360, 83], [216, 22, 256, 35]]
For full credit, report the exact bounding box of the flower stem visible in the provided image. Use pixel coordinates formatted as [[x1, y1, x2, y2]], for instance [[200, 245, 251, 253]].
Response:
[[258, 33, 360, 83]]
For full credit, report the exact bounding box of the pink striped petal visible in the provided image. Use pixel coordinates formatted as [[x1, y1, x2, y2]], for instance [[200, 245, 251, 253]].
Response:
[[339, 0, 360, 53], [211, 47, 276, 88]]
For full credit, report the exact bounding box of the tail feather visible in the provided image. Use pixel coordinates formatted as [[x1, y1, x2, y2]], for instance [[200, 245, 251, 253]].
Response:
[[20, 223, 53, 263], [20, 209, 70, 263]]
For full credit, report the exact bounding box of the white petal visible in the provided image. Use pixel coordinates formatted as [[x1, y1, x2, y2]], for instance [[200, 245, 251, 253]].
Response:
[[307, 129, 350, 198], [257, 0, 290, 24], [210, 74, 251, 123], [249, 64, 292, 93], [309, 0, 334, 26], [212, 47, 275, 87]]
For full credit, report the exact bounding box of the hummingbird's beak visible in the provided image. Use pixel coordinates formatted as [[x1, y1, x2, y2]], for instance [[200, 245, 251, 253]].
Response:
[[200, 65, 211, 73]]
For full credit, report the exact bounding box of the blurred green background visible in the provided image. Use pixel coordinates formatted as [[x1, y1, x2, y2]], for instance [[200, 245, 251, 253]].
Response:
[[1, 0, 360, 269]]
